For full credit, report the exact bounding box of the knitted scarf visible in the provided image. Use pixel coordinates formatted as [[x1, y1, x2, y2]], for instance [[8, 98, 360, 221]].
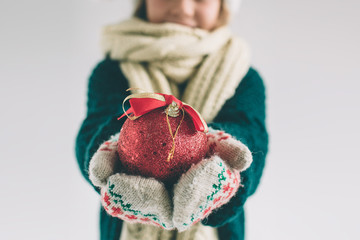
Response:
[[120, 222, 218, 240], [101, 17, 251, 123]]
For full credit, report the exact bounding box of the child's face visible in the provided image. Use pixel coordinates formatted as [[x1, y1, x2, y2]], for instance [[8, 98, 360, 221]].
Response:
[[145, 0, 221, 30]]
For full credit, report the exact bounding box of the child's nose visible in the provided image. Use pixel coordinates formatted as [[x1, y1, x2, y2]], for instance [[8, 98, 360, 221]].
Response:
[[171, 0, 195, 16]]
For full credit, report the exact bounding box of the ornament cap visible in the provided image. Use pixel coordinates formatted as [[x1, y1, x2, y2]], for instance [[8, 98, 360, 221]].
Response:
[[165, 101, 180, 118]]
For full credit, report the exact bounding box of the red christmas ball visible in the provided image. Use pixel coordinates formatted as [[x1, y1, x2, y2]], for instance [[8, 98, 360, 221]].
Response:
[[117, 107, 208, 186]]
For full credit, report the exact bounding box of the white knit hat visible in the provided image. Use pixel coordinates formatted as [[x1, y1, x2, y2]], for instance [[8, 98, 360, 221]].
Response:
[[226, 0, 242, 15]]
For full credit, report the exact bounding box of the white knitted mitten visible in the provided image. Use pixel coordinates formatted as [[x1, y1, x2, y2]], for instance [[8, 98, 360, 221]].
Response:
[[89, 133, 120, 188], [173, 128, 252, 232], [101, 173, 174, 229], [206, 127, 252, 171], [89, 133, 174, 230]]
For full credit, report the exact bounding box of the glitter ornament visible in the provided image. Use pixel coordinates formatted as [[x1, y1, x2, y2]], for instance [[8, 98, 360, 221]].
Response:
[[117, 107, 208, 186]]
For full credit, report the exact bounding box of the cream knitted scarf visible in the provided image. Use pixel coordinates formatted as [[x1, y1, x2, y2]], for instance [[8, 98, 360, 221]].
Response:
[[101, 17, 251, 122]]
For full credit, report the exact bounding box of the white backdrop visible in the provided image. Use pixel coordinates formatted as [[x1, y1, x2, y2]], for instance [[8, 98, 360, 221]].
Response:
[[1, 0, 359, 239]]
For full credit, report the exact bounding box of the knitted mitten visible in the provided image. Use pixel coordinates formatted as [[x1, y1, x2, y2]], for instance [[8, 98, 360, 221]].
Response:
[[101, 173, 174, 230], [206, 127, 253, 171], [173, 156, 240, 231], [173, 128, 252, 232], [89, 133, 174, 230], [89, 133, 120, 188]]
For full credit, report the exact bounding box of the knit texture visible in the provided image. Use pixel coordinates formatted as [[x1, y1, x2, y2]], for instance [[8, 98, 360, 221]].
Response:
[[75, 57, 268, 240], [173, 156, 241, 232], [89, 133, 120, 188], [89, 132, 174, 229], [101, 173, 174, 229], [207, 128, 253, 172], [89, 125, 252, 234], [101, 17, 250, 122], [120, 222, 218, 240]]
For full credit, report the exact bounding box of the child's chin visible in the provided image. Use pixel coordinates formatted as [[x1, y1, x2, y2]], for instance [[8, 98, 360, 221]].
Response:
[[166, 19, 196, 28]]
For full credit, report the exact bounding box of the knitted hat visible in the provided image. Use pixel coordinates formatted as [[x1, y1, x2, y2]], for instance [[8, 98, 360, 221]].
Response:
[[226, 0, 242, 15]]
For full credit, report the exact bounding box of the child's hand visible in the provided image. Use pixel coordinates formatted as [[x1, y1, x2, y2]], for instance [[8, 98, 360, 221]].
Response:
[[172, 128, 252, 232], [89, 133, 174, 230]]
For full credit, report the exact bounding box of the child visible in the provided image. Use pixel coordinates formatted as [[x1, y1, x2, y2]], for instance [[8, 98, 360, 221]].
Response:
[[75, 0, 269, 239]]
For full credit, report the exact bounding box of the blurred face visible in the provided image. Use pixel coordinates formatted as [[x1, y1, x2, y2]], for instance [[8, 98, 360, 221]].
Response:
[[145, 0, 222, 30]]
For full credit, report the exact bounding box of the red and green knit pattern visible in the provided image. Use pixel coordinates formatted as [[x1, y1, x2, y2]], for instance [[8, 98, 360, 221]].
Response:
[[182, 160, 241, 228], [101, 183, 173, 229]]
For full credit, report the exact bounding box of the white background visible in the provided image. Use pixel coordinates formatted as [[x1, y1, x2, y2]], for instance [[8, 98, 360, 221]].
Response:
[[1, 0, 359, 239]]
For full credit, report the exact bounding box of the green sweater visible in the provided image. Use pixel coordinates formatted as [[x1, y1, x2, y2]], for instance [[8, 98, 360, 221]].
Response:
[[75, 56, 269, 240]]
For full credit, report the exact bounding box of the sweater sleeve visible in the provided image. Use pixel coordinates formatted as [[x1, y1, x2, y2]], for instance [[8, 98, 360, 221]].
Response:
[[202, 67, 269, 227], [75, 56, 130, 193]]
